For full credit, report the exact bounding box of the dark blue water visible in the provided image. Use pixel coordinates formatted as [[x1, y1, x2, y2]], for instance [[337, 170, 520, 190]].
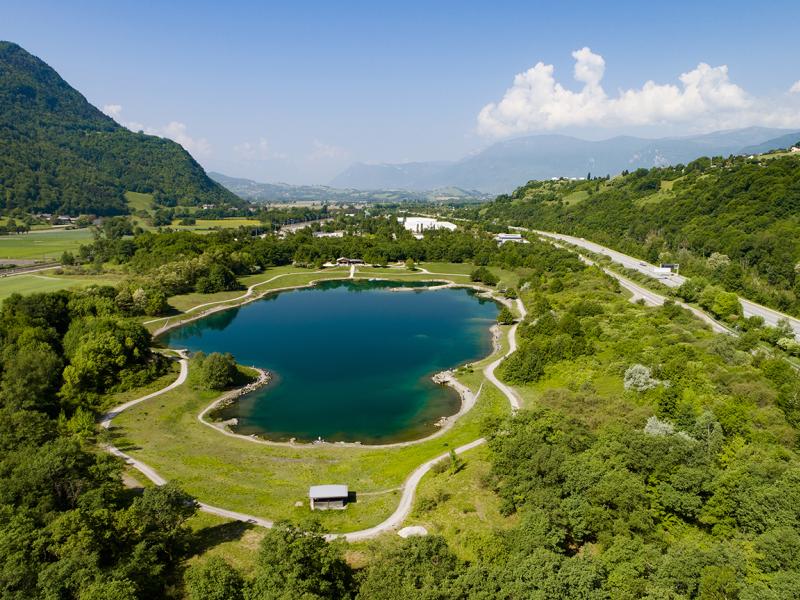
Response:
[[161, 280, 497, 443]]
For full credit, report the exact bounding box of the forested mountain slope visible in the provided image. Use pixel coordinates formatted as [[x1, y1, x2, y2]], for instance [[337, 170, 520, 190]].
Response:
[[474, 153, 800, 315], [0, 41, 241, 215]]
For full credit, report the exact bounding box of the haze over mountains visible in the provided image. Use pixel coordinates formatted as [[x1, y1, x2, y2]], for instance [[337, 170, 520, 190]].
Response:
[[209, 172, 489, 204], [331, 128, 800, 194]]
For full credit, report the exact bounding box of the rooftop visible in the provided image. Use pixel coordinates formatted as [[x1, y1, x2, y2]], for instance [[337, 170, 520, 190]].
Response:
[[309, 484, 349, 499]]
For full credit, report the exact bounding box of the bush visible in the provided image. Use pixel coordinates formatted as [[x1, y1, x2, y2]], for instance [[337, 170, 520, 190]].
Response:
[[194, 352, 238, 390], [497, 306, 515, 325], [470, 266, 498, 286], [624, 364, 660, 392]]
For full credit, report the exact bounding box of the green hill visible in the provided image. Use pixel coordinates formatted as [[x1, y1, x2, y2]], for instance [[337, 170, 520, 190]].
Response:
[[475, 153, 800, 315], [0, 41, 242, 215]]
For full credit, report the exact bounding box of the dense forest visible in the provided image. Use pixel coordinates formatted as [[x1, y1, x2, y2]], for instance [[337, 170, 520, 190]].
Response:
[[467, 154, 800, 315], [0, 41, 241, 215], [0, 284, 206, 597]]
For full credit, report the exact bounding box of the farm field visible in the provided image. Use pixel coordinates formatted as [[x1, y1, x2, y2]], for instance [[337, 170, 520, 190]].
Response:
[[0, 271, 122, 302], [0, 228, 93, 260]]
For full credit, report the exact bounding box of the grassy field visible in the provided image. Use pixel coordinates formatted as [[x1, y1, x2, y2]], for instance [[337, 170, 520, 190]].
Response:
[[169, 218, 263, 231], [113, 265, 515, 532], [0, 228, 93, 260], [0, 272, 122, 303], [111, 360, 508, 532], [125, 191, 154, 213], [407, 443, 517, 561]]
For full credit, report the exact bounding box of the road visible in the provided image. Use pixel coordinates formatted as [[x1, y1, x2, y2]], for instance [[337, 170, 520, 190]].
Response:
[[100, 291, 526, 541], [545, 238, 731, 335], [534, 230, 800, 338]]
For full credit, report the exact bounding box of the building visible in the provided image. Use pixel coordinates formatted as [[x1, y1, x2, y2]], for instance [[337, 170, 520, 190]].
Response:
[[494, 233, 528, 244], [336, 257, 365, 265], [398, 217, 457, 238], [791, 146, 800, 153], [313, 231, 344, 238], [309, 484, 349, 510]]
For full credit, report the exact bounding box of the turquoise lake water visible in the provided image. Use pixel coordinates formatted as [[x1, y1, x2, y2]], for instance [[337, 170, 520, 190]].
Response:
[[160, 280, 498, 443]]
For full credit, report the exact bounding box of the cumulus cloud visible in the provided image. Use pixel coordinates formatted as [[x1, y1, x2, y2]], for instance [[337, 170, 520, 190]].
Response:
[[307, 139, 349, 161], [791, 80, 800, 94], [233, 137, 286, 161], [99, 104, 211, 156], [478, 48, 800, 136]]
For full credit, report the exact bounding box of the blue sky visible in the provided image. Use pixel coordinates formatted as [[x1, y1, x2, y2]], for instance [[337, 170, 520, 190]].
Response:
[[3, 0, 800, 183]]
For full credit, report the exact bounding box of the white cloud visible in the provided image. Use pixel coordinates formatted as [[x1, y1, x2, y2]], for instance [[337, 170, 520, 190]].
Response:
[[478, 48, 800, 136], [99, 104, 211, 157], [233, 137, 286, 161], [307, 139, 349, 161], [101, 104, 123, 119], [791, 80, 800, 94]]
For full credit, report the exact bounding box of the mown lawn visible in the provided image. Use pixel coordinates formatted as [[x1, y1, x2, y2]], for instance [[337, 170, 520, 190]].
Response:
[[0, 272, 122, 303], [0, 228, 93, 260]]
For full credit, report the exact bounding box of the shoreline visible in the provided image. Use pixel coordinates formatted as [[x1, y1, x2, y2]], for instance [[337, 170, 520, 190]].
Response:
[[196, 362, 487, 451], [156, 271, 512, 449]]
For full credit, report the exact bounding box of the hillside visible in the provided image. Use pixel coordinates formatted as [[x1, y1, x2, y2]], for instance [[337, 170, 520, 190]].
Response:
[[210, 171, 489, 204], [473, 152, 800, 315], [332, 128, 800, 194], [0, 41, 241, 215]]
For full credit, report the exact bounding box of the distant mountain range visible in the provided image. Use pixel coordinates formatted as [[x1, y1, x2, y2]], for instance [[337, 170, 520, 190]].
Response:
[[209, 172, 490, 204], [0, 41, 241, 215], [331, 128, 800, 194]]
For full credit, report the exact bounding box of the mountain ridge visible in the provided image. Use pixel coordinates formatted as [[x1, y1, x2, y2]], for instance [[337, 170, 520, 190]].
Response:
[[209, 171, 489, 204], [331, 127, 800, 194], [0, 41, 242, 215]]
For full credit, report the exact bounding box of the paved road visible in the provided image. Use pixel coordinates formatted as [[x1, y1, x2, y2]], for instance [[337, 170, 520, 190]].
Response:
[[534, 230, 800, 337], [100, 292, 526, 541], [546, 238, 731, 335]]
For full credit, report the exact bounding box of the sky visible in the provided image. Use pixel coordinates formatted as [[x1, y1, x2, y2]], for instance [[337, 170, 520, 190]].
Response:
[[2, 0, 800, 184]]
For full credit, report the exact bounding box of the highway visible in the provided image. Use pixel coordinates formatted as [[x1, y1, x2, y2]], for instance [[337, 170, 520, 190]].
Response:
[[533, 230, 800, 338]]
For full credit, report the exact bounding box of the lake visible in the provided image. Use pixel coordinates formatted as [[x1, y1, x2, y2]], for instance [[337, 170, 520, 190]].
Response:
[[160, 279, 498, 443]]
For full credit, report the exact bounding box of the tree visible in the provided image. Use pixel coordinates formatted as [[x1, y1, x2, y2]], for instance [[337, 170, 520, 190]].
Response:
[[194, 352, 238, 390], [497, 306, 515, 325], [623, 364, 660, 392], [470, 266, 498, 286], [405, 257, 416, 271], [246, 521, 355, 599], [357, 536, 461, 599], [185, 557, 244, 600]]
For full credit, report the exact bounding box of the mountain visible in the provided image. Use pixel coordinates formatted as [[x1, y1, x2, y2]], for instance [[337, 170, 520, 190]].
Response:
[[209, 172, 489, 204], [0, 41, 241, 215], [331, 127, 800, 194], [740, 132, 800, 155]]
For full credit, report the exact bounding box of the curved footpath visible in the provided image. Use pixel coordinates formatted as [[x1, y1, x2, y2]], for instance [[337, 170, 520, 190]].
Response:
[[101, 273, 527, 540]]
